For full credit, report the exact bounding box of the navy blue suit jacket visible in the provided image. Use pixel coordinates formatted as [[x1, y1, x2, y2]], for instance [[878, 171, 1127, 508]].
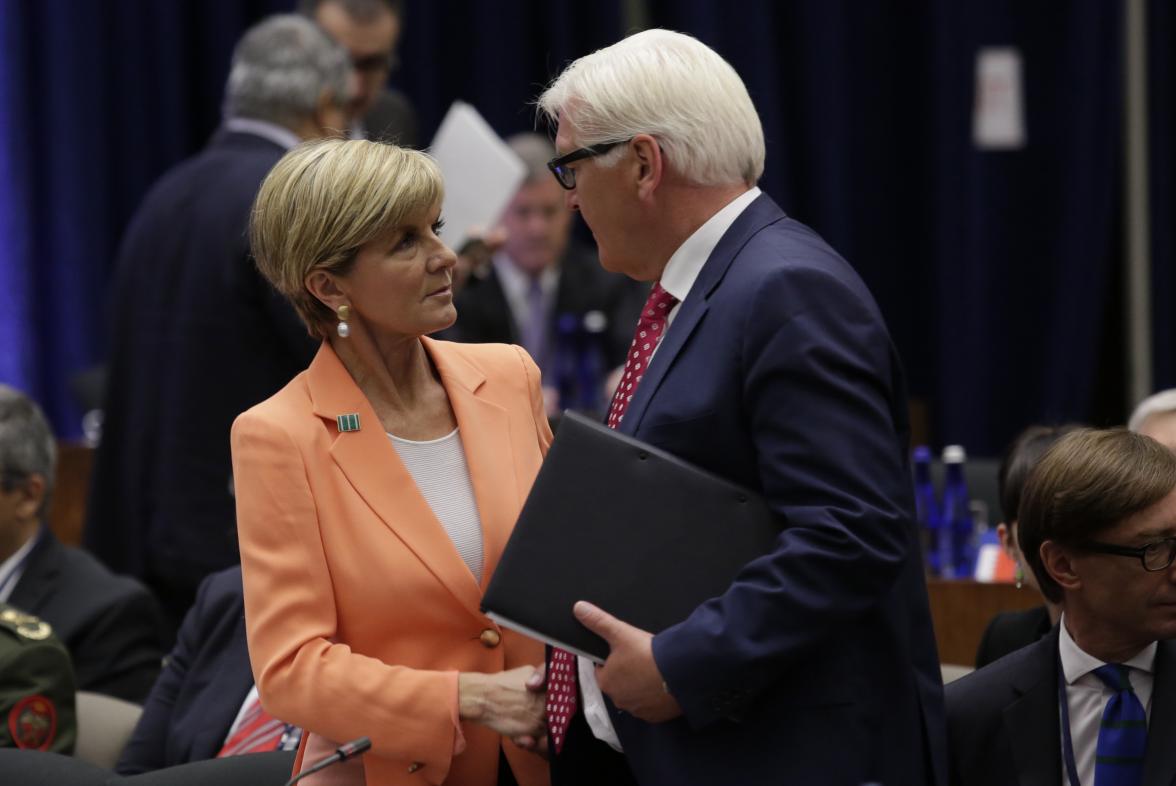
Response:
[[947, 627, 1176, 786], [595, 194, 945, 785], [116, 566, 253, 774], [85, 130, 316, 615]]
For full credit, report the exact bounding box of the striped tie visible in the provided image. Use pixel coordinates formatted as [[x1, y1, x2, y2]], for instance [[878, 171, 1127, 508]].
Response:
[[217, 693, 289, 757], [1092, 664, 1147, 786]]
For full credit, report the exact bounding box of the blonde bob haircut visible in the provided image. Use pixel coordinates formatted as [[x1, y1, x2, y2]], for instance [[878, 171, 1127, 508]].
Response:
[[250, 138, 444, 338], [538, 28, 765, 188]]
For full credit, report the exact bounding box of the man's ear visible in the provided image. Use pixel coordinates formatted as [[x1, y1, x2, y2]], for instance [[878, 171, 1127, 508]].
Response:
[[631, 134, 663, 199], [305, 269, 347, 314], [13, 474, 47, 521], [1040, 540, 1081, 592]]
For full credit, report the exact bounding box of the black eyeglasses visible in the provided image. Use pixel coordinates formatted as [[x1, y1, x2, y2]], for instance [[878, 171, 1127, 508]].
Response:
[[546, 141, 627, 190], [1083, 537, 1176, 572]]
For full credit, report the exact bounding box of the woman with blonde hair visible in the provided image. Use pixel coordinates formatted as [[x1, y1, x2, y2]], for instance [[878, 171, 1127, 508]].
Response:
[[232, 138, 550, 786]]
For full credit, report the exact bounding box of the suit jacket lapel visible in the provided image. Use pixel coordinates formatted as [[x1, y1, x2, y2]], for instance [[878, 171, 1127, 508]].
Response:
[[620, 194, 786, 436], [1143, 640, 1176, 786], [1004, 629, 1063, 786], [422, 337, 520, 591], [7, 529, 58, 613], [306, 342, 487, 618]]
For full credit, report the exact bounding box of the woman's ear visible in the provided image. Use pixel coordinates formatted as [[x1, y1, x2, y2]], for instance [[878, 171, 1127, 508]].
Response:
[[305, 269, 347, 313]]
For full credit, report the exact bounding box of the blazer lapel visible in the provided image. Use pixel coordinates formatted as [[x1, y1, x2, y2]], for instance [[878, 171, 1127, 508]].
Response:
[[421, 338, 520, 591], [620, 194, 786, 436], [306, 343, 484, 618], [1143, 640, 1176, 786], [7, 529, 58, 613], [1004, 630, 1064, 786]]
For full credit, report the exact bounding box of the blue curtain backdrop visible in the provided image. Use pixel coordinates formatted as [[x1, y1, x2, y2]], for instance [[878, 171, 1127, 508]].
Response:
[[0, 0, 1146, 455], [1149, 0, 1176, 391]]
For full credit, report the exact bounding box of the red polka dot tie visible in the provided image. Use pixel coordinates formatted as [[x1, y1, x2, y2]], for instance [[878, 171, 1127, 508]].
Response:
[[546, 282, 679, 754]]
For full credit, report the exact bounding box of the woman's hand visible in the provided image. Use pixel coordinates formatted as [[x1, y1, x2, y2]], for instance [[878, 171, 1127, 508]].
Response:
[[458, 665, 546, 739]]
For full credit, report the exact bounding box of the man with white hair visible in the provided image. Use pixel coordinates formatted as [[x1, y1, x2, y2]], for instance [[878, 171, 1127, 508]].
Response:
[[85, 15, 353, 629], [1129, 389, 1176, 450], [529, 29, 946, 785]]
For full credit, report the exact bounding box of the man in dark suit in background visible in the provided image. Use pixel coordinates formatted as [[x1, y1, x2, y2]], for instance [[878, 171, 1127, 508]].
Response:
[[84, 15, 352, 630], [526, 28, 945, 786], [451, 132, 644, 415], [0, 385, 162, 703], [947, 428, 1176, 786], [299, 0, 418, 146], [117, 566, 297, 773]]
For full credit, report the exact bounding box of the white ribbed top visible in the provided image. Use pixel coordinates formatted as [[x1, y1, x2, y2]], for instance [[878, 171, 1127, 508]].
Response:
[[388, 428, 484, 583]]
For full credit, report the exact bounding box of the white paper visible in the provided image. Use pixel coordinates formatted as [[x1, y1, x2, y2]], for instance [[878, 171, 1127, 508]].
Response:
[[428, 101, 526, 249], [973, 47, 1026, 150]]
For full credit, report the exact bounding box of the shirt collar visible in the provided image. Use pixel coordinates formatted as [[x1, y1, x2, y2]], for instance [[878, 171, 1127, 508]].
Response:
[[0, 531, 39, 603], [493, 252, 559, 298], [1058, 612, 1158, 684], [222, 117, 302, 151], [659, 187, 761, 303]]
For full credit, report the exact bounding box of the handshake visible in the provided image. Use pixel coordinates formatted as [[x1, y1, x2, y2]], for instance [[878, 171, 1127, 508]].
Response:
[[458, 664, 550, 755]]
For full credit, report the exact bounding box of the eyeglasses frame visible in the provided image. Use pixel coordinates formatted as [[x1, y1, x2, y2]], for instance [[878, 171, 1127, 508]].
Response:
[[1082, 536, 1176, 572], [546, 140, 628, 190]]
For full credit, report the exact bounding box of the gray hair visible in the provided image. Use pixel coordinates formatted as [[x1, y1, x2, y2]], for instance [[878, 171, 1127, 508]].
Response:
[[506, 133, 556, 184], [223, 15, 352, 128], [0, 385, 56, 516], [1128, 389, 1176, 432], [537, 29, 765, 187]]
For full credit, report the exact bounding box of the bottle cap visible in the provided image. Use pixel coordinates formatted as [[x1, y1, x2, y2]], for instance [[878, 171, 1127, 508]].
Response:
[[582, 310, 608, 333], [942, 444, 966, 463], [912, 445, 932, 462]]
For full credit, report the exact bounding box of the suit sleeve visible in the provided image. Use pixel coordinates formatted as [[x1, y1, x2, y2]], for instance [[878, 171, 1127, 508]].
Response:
[[651, 265, 915, 728], [231, 412, 462, 782], [115, 575, 214, 774], [69, 583, 164, 703]]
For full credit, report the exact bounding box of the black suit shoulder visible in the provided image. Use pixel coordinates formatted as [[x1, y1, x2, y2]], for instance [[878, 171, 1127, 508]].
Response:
[[975, 605, 1052, 668], [11, 533, 164, 702]]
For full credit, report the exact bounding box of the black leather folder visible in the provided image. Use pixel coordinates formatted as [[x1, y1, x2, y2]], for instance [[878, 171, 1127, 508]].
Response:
[[481, 411, 781, 662]]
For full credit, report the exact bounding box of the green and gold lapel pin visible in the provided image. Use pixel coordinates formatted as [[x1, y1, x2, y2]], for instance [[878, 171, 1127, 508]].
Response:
[[336, 413, 361, 433]]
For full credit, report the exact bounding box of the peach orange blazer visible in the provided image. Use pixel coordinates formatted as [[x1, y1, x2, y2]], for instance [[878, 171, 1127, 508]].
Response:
[[231, 338, 552, 786]]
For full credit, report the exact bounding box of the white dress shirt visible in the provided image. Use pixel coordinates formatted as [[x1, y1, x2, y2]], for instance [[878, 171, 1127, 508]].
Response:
[[579, 186, 762, 751], [1058, 614, 1156, 786]]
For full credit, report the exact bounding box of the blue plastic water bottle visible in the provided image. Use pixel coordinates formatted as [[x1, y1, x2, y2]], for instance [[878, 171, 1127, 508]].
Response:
[[940, 445, 970, 578], [912, 446, 941, 576], [554, 313, 581, 412], [576, 311, 609, 415]]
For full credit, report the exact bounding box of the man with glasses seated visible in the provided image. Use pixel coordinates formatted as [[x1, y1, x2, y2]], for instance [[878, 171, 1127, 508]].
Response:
[[946, 427, 1176, 786], [299, 0, 418, 146]]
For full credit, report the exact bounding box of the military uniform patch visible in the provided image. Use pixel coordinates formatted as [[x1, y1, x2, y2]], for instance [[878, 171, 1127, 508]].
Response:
[[8, 694, 57, 750]]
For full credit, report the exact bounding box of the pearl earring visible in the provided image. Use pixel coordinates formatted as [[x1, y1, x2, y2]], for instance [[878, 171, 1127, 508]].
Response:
[[336, 304, 351, 338]]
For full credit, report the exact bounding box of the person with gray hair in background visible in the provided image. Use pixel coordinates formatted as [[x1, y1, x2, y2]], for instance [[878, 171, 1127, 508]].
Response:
[[0, 384, 163, 702], [450, 132, 645, 415], [1129, 389, 1176, 450], [84, 15, 353, 632]]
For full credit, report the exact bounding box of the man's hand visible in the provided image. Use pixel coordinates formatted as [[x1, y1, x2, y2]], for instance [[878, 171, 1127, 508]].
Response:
[[574, 601, 683, 723], [511, 663, 550, 758]]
